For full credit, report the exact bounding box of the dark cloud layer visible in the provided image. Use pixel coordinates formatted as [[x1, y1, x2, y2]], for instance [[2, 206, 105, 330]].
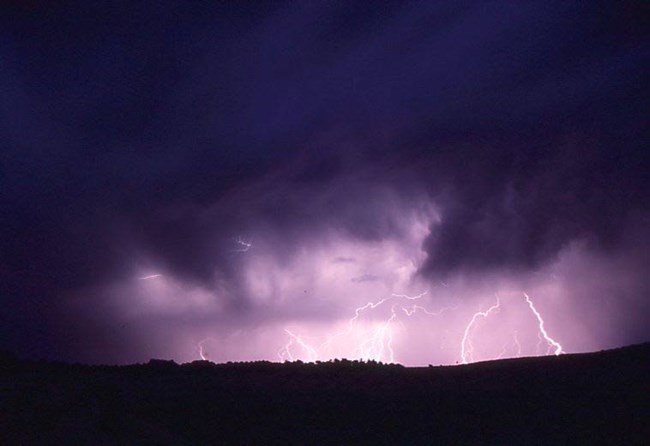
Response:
[[1, 1, 648, 361]]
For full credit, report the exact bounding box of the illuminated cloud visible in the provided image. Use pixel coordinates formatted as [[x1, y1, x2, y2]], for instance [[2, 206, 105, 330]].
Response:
[[0, 1, 647, 364]]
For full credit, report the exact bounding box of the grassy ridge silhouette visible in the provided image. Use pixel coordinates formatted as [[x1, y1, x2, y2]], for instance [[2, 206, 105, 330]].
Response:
[[1, 344, 648, 444]]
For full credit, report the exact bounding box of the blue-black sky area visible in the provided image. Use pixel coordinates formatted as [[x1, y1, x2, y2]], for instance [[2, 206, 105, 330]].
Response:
[[1, 1, 648, 364]]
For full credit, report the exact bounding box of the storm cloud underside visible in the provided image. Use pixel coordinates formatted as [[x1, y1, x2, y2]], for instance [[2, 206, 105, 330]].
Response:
[[1, 1, 648, 364]]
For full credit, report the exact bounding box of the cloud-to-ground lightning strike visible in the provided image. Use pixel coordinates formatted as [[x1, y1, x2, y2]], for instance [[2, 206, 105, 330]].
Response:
[[279, 291, 454, 363], [524, 293, 563, 356], [513, 330, 522, 358], [329, 292, 435, 363], [460, 298, 501, 364], [196, 338, 211, 361], [497, 331, 522, 359], [358, 310, 397, 363], [459, 293, 564, 364], [278, 329, 319, 362], [199, 289, 563, 365]]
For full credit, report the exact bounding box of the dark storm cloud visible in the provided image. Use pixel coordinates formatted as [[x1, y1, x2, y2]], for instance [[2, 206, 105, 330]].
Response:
[[417, 131, 649, 277], [0, 1, 648, 359]]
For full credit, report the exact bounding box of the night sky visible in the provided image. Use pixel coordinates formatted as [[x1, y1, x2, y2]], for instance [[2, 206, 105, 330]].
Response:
[[1, 1, 648, 365]]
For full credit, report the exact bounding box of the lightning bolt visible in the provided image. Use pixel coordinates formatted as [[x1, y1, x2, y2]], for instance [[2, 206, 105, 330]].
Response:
[[524, 293, 563, 356], [460, 293, 563, 364], [278, 338, 294, 361], [497, 331, 522, 359], [138, 274, 163, 280], [330, 291, 433, 363], [497, 343, 508, 359], [278, 329, 319, 362], [232, 236, 252, 252], [358, 309, 398, 363], [280, 291, 453, 364], [202, 289, 562, 365], [460, 297, 501, 364], [513, 330, 522, 358], [197, 338, 211, 361], [347, 295, 396, 323]]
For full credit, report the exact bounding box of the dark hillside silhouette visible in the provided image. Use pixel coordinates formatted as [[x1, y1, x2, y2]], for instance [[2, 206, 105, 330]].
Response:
[[1, 344, 648, 445]]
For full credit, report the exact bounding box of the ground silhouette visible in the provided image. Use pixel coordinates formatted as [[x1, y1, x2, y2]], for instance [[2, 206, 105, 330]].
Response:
[[1, 344, 648, 444]]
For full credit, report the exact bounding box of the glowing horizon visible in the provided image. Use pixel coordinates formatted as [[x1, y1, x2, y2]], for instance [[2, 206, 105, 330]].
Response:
[[74, 206, 633, 367]]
